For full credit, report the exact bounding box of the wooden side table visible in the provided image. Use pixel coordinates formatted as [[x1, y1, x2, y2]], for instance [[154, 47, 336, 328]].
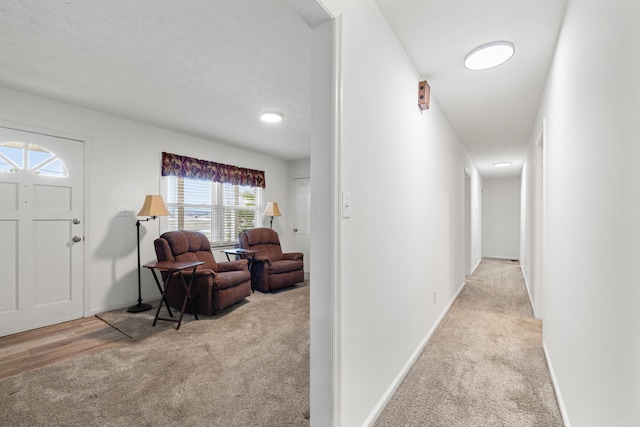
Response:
[[143, 260, 204, 330], [221, 248, 259, 292]]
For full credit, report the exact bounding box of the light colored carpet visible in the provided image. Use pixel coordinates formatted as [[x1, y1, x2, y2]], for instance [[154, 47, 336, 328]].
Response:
[[1, 262, 563, 427], [374, 258, 563, 427], [0, 283, 310, 426], [95, 295, 248, 340]]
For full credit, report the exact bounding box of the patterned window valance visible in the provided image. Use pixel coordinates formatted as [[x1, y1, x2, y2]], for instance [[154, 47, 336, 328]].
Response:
[[161, 152, 266, 188]]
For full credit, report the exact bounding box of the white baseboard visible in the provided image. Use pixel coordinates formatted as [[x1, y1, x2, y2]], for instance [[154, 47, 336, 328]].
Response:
[[520, 265, 537, 318], [471, 259, 481, 274], [363, 281, 467, 427], [543, 341, 571, 427]]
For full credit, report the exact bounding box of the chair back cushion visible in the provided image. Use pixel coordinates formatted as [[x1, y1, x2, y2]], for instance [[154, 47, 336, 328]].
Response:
[[238, 227, 284, 261], [154, 230, 218, 272]]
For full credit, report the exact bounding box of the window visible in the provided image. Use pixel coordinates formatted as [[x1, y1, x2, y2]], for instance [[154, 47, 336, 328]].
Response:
[[0, 141, 67, 176], [159, 152, 265, 246]]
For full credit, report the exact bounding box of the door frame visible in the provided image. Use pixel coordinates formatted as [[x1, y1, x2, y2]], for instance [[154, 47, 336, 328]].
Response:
[[0, 119, 90, 321], [464, 168, 472, 275], [532, 119, 546, 319]]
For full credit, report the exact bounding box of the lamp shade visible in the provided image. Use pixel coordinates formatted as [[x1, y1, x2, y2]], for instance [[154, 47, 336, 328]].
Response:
[[262, 202, 282, 217], [137, 195, 170, 217]]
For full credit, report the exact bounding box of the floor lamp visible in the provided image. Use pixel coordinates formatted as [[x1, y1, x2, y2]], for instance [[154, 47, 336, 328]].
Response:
[[128, 195, 170, 313], [262, 201, 282, 229]]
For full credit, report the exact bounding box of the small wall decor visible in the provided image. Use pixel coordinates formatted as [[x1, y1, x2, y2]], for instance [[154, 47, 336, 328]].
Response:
[[418, 80, 430, 111]]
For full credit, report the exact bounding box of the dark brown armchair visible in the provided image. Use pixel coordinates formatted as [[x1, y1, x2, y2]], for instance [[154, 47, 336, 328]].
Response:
[[154, 230, 251, 314], [238, 227, 304, 292]]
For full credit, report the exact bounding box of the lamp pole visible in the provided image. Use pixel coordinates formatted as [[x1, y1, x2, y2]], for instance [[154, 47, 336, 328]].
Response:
[[127, 217, 156, 313]]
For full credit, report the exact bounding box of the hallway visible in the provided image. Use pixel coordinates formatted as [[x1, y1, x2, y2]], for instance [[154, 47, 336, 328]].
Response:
[[375, 259, 562, 426]]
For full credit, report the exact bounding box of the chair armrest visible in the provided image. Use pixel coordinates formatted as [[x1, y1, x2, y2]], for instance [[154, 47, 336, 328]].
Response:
[[217, 259, 249, 272], [169, 268, 214, 281], [254, 255, 272, 266], [283, 252, 303, 261], [181, 268, 215, 278]]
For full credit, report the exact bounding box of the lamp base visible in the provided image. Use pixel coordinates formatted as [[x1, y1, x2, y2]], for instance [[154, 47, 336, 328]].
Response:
[[127, 302, 152, 313]]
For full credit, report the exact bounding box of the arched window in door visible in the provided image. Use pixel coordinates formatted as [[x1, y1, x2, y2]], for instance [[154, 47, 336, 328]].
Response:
[[0, 141, 67, 176]]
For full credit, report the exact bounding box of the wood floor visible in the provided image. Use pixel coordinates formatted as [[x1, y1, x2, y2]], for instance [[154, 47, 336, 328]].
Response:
[[0, 316, 130, 380]]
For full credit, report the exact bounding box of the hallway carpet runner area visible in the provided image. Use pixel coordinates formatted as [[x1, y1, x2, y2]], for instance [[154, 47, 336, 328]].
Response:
[[374, 258, 563, 426]]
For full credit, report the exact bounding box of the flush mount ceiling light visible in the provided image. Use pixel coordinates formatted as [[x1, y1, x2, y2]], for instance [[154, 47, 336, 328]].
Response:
[[493, 162, 513, 168], [260, 112, 283, 123], [464, 41, 515, 70]]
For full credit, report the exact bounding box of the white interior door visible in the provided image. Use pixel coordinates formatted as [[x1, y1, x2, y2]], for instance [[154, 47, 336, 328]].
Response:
[[294, 177, 310, 275], [0, 127, 84, 337]]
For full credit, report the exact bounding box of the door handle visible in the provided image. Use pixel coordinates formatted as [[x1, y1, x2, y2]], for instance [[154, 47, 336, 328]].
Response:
[[293, 228, 298, 232], [72, 236, 82, 242]]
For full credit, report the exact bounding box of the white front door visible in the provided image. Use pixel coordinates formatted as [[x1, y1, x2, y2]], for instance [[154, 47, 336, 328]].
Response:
[[0, 127, 84, 337], [293, 177, 310, 274]]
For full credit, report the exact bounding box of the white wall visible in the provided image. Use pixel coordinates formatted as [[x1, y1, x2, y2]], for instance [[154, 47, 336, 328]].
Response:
[[324, 1, 482, 425], [522, 0, 640, 425], [482, 178, 521, 260], [289, 158, 311, 180], [0, 86, 294, 314], [520, 135, 544, 318]]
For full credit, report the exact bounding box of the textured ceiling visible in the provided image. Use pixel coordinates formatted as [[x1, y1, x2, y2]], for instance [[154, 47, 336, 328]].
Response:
[[0, 1, 568, 176], [375, 0, 568, 177], [0, 0, 319, 161]]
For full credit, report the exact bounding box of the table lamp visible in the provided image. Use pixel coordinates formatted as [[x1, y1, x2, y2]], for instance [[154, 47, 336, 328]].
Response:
[[262, 202, 282, 229]]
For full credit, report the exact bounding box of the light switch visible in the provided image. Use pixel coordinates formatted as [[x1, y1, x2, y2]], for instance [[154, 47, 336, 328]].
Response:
[[342, 191, 351, 218]]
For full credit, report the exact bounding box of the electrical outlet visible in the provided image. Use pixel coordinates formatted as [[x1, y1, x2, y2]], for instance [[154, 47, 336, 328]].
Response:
[[433, 291, 437, 305]]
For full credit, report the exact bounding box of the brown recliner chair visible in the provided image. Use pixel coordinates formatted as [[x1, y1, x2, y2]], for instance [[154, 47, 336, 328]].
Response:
[[238, 227, 304, 292], [154, 230, 251, 314]]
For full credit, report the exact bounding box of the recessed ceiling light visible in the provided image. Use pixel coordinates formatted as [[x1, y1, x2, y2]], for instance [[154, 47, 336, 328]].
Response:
[[493, 162, 513, 168], [464, 41, 515, 70], [260, 112, 283, 123]]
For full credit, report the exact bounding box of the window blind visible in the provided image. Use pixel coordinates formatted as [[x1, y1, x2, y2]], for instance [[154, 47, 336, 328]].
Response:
[[161, 175, 262, 245]]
